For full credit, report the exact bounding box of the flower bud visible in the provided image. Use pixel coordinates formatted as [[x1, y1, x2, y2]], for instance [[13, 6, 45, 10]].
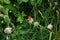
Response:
[[54, 2, 58, 5], [47, 24, 53, 30], [4, 27, 12, 34], [0, 14, 4, 17], [34, 21, 39, 27]]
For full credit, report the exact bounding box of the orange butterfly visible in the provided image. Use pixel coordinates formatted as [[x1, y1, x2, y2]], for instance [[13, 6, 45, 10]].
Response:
[[27, 16, 32, 21]]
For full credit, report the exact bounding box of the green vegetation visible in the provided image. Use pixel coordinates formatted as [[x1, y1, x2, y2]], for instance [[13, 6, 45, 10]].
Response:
[[0, 0, 60, 40]]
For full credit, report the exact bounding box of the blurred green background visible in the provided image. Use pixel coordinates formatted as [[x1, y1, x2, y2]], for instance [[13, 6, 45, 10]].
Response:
[[0, 0, 60, 40]]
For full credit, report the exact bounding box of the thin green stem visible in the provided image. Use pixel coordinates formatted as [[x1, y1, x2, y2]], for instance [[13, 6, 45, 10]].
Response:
[[49, 32, 52, 40], [55, 10, 59, 39], [40, 28, 43, 40], [33, 3, 37, 21]]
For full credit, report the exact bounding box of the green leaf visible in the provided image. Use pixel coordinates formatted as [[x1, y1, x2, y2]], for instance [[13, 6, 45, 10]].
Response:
[[0, 0, 4, 3], [3, 8, 9, 15], [20, 29, 30, 34], [3, 0, 10, 4], [16, 26, 22, 30], [37, 0, 42, 5], [30, 0, 35, 5], [17, 0, 22, 4], [0, 27, 3, 33], [17, 16, 24, 23], [0, 5, 4, 11], [22, 0, 28, 2], [5, 4, 17, 13], [11, 34, 16, 38], [4, 15, 10, 25], [22, 12, 26, 17], [17, 0, 28, 4]]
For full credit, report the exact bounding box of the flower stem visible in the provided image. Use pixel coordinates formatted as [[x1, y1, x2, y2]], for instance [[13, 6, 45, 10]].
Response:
[[6, 35, 9, 40], [49, 32, 52, 40]]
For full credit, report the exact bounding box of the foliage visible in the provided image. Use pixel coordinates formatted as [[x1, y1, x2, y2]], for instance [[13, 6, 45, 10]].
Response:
[[0, 0, 60, 40]]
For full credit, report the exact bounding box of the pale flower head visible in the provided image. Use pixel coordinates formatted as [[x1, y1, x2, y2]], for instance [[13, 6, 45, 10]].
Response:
[[9, 10, 12, 13], [0, 14, 4, 17], [54, 2, 58, 5], [47, 24, 53, 30], [34, 21, 39, 27], [48, 0, 49, 2], [4, 27, 12, 34]]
